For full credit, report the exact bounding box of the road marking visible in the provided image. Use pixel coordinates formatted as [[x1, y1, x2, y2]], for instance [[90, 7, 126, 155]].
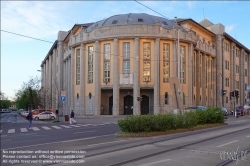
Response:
[[60, 125, 72, 128], [0, 130, 2, 133], [138, 159, 172, 166], [77, 124, 93, 126], [246, 135, 250, 137], [8, 129, 15, 134], [1, 134, 114, 150], [69, 125, 81, 127], [73, 130, 96, 134], [234, 120, 248, 123], [20, 128, 28, 132], [31, 127, 40, 131], [87, 140, 127, 147], [42, 126, 51, 130], [51, 126, 62, 129], [217, 140, 239, 147], [1, 140, 12, 143]]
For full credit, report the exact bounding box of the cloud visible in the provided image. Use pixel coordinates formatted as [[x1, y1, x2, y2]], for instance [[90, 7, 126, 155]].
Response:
[[1, 1, 72, 43], [225, 24, 236, 33], [187, 1, 196, 9]]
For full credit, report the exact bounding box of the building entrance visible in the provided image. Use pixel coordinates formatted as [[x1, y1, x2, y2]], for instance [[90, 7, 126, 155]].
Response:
[[141, 95, 149, 115], [124, 95, 133, 115]]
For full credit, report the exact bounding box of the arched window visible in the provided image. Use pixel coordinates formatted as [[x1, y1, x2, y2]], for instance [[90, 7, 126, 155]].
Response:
[[165, 92, 168, 105]]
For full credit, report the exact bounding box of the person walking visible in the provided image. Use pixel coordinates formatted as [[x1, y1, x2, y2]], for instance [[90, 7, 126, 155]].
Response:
[[27, 110, 33, 129], [70, 110, 77, 124]]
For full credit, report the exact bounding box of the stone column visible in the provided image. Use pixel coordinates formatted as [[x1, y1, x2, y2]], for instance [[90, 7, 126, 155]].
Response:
[[133, 38, 140, 115], [80, 44, 85, 116], [188, 43, 194, 106], [240, 49, 245, 105], [212, 57, 217, 107], [113, 39, 119, 116], [230, 43, 236, 110], [57, 41, 64, 114], [173, 41, 178, 77], [52, 49, 56, 111], [67, 58, 70, 114], [46, 59, 49, 108], [71, 48, 75, 111], [94, 41, 101, 115], [201, 54, 206, 106], [154, 38, 160, 114], [215, 35, 224, 107], [196, 51, 200, 105], [208, 55, 212, 107]]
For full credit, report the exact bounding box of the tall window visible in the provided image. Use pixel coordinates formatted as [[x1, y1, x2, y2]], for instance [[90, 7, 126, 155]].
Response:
[[165, 92, 168, 104], [143, 42, 151, 82], [245, 69, 247, 77], [163, 43, 170, 82], [225, 60, 229, 70], [76, 49, 80, 85], [88, 46, 93, 83], [104, 44, 111, 82], [225, 78, 229, 87], [180, 46, 186, 84], [245, 54, 248, 62], [183, 93, 185, 105], [236, 81, 239, 89], [123, 42, 130, 74]]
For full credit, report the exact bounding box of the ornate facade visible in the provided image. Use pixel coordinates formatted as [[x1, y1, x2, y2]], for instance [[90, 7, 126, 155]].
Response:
[[40, 13, 250, 116]]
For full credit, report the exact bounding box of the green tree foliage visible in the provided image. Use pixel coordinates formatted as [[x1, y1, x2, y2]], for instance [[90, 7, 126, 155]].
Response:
[[0, 91, 11, 109], [15, 76, 42, 110]]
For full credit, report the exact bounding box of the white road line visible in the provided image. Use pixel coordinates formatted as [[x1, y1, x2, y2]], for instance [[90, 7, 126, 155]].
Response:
[[0, 130, 2, 133], [62, 134, 114, 143], [73, 130, 96, 134], [77, 124, 93, 126], [87, 140, 127, 147], [20, 128, 28, 132], [31, 127, 40, 131], [138, 159, 172, 166], [42, 126, 51, 130], [51, 126, 62, 129], [69, 125, 81, 127], [8, 129, 15, 134], [217, 140, 239, 148], [246, 135, 250, 137], [60, 125, 72, 128], [234, 120, 248, 123]]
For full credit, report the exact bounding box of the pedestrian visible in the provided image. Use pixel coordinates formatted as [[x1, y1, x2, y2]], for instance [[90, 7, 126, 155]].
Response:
[[70, 110, 77, 124], [27, 110, 33, 129]]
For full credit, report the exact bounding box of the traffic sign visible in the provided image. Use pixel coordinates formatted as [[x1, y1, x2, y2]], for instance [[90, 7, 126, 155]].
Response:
[[61, 91, 66, 96], [61, 96, 66, 102], [247, 85, 250, 91]]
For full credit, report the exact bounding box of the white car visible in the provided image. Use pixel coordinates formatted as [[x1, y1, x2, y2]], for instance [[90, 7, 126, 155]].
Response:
[[0, 109, 11, 113], [21, 111, 29, 116], [33, 111, 57, 120]]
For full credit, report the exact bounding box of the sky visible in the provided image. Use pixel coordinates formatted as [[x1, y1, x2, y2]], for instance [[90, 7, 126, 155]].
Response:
[[1, 1, 250, 100]]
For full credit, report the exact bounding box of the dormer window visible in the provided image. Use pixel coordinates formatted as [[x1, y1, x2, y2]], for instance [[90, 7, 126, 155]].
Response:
[[138, 18, 143, 22], [162, 21, 168, 25], [112, 20, 118, 24]]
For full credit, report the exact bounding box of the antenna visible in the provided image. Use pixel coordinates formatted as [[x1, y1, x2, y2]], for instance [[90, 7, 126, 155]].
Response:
[[203, 8, 205, 19]]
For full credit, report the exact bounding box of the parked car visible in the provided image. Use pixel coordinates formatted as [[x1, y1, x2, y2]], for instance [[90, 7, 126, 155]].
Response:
[[21, 111, 29, 116], [184, 106, 207, 112], [33, 111, 57, 120], [221, 107, 228, 116], [236, 106, 244, 116], [244, 105, 250, 115], [24, 109, 55, 119], [0, 109, 11, 113]]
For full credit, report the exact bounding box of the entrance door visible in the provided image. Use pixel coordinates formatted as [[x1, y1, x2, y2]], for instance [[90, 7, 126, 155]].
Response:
[[109, 96, 113, 115], [141, 95, 149, 115], [124, 95, 133, 115]]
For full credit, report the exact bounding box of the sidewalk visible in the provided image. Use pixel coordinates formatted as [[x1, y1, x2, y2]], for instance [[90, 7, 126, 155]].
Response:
[[225, 114, 250, 125], [55, 115, 126, 124]]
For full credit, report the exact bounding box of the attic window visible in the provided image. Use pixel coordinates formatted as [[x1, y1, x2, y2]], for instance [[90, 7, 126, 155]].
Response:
[[162, 21, 168, 25], [112, 20, 118, 24], [138, 18, 143, 22]]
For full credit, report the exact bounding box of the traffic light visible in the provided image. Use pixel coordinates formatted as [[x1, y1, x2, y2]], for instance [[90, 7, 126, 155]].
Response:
[[230, 91, 235, 97], [137, 97, 140, 101], [221, 89, 227, 96], [235, 90, 239, 98]]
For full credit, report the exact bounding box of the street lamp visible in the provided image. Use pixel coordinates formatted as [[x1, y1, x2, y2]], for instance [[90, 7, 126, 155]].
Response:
[[37, 70, 46, 109], [230, 49, 237, 118]]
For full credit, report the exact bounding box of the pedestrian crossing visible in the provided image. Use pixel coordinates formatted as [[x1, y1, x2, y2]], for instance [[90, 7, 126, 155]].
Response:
[[0, 122, 117, 134]]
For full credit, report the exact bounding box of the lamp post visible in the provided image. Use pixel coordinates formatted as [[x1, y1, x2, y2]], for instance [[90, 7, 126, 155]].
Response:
[[230, 49, 237, 118], [37, 70, 46, 109]]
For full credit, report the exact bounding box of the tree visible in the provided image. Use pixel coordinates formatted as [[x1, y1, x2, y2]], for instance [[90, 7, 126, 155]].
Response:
[[15, 76, 42, 110], [0, 91, 11, 109]]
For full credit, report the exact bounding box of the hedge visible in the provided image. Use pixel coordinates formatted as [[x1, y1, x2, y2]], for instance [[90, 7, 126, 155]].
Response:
[[118, 107, 225, 133]]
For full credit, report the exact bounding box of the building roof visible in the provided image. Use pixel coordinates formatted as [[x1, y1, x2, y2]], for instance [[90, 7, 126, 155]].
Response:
[[85, 13, 176, 32], [199, 18, 214, 27]]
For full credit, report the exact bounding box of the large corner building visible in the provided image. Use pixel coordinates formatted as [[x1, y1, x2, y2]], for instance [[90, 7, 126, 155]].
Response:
[[40, 13, 250, 116]]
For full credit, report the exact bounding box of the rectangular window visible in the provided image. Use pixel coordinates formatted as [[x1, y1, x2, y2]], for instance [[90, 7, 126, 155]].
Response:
[[123, 42, 130, 74], [103, 44, 111, 82], [236, 81, 239, 89], [76, 49, 80, 85], [245, 69, 247, 77], [180, 45, 186, 84], [226, 97, 228, 103], [245, 54, 248, 62], [225, 60, 229, 70], [225, 78, 229, 87], [163, 43, 170, 82], [88, 46, 93, 83], [143, 42, 151, 82]]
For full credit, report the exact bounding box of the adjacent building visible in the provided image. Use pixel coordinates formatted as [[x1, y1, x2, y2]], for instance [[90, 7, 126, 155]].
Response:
[[40, 13, 250, 116]]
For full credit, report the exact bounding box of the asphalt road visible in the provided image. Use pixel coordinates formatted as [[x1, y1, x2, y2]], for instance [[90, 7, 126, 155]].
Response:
[[1, 112, 250, 166]]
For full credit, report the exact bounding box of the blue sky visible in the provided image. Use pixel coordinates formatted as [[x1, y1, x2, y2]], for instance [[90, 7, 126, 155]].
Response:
[[1, 1, 250, 100]]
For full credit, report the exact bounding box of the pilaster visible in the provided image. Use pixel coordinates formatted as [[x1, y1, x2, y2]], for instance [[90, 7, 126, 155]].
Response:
[[113, 39, 119, 116], [94, 41, 101, 115], [80, 44, 85, 115], [188, 43, 194, 106], [154, 38, 160, 114], [71, 48, 75, 111], [133, 38, 140, 115], [195, 50, 200, 105], [202, 54, 206, 106]]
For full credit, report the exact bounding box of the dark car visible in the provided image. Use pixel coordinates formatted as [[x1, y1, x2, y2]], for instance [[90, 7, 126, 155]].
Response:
[[236, 106, 244, 116], [184, 106, 207, 112], [221, 107, 228, 116]]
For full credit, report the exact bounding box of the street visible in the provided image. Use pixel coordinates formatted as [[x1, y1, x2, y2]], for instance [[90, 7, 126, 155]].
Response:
[[1, 112, 250, 166]]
